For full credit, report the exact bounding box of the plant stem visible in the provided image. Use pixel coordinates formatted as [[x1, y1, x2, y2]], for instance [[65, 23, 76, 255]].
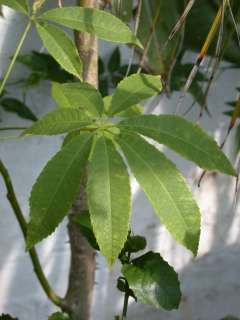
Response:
[[0, 126, 27, 131], [122, 292, 129, 319], [125, 0, 142, 77], [64, 1, 98, 319], [0, 159, 65, 308], [0, 20, 32, 96]]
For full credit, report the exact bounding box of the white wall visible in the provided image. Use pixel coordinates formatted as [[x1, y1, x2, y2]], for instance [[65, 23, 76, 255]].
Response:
[[0, 6, 240, 320]]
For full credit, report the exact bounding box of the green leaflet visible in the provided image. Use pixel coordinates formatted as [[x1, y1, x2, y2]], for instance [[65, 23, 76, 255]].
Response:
[[119, 115, 236, 176], [52, 82, 72, 109], [103, 96, 143, 118], [36, 22, 82, 80], [87, 135, 131, 265], [0, 0, 29, 15], [27, 133, 93, 248], [108, 73, 162, 115], [122, 252, 181, 310], [52, 82, 104, 117], [40, 7, 142, 47], [117, 131, 200, 255], [22, 108, 93, 136]]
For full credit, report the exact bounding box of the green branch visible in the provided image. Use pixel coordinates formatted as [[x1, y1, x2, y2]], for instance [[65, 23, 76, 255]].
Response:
[[0, 20, 32, 96], [0, 159, 65, 308], [121, 291, 129, 320], [0, 127, 27, 131]]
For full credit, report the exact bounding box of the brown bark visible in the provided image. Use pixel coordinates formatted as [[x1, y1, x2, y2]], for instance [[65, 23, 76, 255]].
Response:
[[64, 1, 98, 319], [74, 0, 99, 87]]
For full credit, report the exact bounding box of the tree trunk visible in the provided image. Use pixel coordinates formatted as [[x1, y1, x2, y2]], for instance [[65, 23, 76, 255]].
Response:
[[64, 1, 98, 319]]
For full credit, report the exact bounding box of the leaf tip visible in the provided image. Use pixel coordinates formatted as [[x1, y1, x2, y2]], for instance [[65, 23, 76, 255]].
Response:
[[135, 38, 143, 49], [186, 230, 200, 257]]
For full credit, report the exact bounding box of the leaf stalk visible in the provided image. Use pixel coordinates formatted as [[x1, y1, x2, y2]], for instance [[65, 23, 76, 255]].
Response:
[[0, 159, 64, 308], [0, 20, 32, 96]]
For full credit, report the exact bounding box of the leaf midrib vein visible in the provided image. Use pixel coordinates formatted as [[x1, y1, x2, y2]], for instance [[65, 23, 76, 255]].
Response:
[[120, 123, 217, 168], [121, 138, 189, 231]]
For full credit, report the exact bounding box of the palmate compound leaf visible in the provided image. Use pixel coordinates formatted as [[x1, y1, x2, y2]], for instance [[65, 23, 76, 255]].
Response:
[[108, 73, 162, 116], [36, 22, 83, 80], [0, 0, 29, 15], [117, 131, 200, 255], [87, 135, 131, 265], [22, 108, 93, 136], [122, 251, 181, 310], [119, 115, 236, 176], [52, 82, 104, 117], [40, 7, 142, 47], [27, 133, 93, 249]]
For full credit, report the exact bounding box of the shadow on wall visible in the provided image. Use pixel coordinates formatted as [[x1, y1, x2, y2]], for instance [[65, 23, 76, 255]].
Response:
[[1, 5, 240, 320]]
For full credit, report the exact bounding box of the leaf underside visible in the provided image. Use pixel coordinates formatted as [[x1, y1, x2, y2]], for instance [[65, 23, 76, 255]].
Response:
[[108, 73, 162, 115]]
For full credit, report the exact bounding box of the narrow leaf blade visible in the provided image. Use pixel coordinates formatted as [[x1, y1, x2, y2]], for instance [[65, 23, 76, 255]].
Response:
[[122, 252, 181, 310], [108, 74, 162, 115], [87, 136, 131, 265], [40, 7, 142, 47], [0, 0, 29, 15], [119, 115, 236, 176], [27, 133, 93, 248], [36, 22, 82, 80], [22, 108, 92, 136], [117, 131, 200, 255], [103, 96, 143, 118], [52, 82, 104, 116]]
